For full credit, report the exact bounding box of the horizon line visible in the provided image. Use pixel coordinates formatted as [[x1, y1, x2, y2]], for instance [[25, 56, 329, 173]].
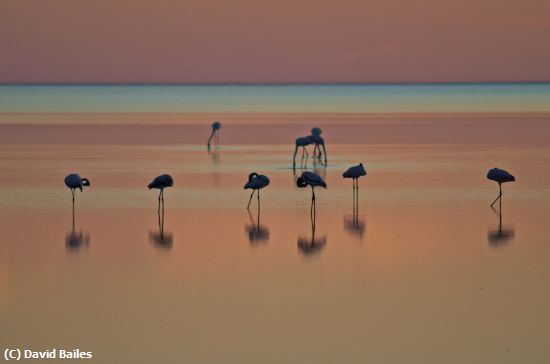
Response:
[[1, 81, 550, 87]]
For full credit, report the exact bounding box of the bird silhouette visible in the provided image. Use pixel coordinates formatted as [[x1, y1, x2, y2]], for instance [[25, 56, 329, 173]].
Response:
[[64, 173, 90, 204], [244, 172, 270, 210], [310, 127, 327, 163], [297, 171, 327, 220], [487, 168, 515, 207], [309, 134, 327, 165], [292, 136, 314, 170], [343, 163, 367, 189], [148, 174, 173, 212], [207, 121, 221, 149]]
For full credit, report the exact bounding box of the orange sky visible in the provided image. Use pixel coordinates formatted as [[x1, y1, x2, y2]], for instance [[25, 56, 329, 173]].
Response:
[[1, 0, 549, 83]]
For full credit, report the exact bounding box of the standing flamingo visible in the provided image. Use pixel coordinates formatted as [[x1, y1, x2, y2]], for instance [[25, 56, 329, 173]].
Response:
[[309, 134, 327, 165], [148, 174, 174, 212], [343, 163, 367, 190], [64, 173, 91, 204], [297, 171, 327, 219], [310, 127, 326, 163], [487, 168, 515, 207], [244, 172, 270, 210], [207, 121, 221, 149], [292, 136, 313, 169]]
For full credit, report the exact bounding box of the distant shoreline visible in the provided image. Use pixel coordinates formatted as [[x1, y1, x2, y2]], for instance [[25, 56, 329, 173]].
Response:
[[1, 81, 550, 86]]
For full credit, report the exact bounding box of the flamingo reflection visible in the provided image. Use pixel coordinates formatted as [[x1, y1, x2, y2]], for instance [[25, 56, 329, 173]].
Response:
[[65, 202, 89, 252], [487, 199, 515, 248], [297, 206, 327, 256], [244, 208, 270, 245], [149, 200, 173, 250]]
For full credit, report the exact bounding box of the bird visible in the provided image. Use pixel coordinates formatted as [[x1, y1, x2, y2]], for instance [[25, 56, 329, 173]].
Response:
[[343, 163, 367, 188], [310, 127, 326, 163], [487, 168, 515, 207], [148, 174, 174, 211], [309, 134, 327, 165], [244, 172, 270, 209], [64, 173, 90, 203], [293, 136, 314, 169], [297, 171, 327, 218], [207, 121, 221, 148]]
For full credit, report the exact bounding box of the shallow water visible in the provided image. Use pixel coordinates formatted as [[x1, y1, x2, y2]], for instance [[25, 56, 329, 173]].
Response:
[[1, 115, 550, 363]]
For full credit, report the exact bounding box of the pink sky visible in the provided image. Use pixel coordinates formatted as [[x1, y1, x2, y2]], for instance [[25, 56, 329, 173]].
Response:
[[1, 0, 549, 83]]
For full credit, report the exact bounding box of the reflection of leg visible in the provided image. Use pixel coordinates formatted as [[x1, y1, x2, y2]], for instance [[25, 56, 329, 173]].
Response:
[[247, 190, 255, 210]]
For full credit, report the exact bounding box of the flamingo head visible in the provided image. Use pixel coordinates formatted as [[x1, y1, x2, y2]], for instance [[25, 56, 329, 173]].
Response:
[[248, 172, 258, 182], [296, 177, 308, 188], [81, 178, 90, 187]]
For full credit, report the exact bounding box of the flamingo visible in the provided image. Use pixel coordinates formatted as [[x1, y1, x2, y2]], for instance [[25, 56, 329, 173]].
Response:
[[64, 173, 90, 203], [292, 136, 313, 169], [310, 127, 326, 163], [244, 172, 270, 210], [309, 134, 327, 165], [487, 168, 515, 207], [207, 121, 221, 149], [148, 174, 174, 211], [297, 171, 327, 219], [343, 163, 367, 189]]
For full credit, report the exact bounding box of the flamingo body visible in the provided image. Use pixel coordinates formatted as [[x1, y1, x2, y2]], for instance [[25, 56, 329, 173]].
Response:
[[64, 174, 90, 192], [297, 171, 327, 189], [244, 173, 270, 190], [343, 163, 367, 179], [487, 168, 515, 184], [148, 174, 174, 190], [244, 172, 270, 209]]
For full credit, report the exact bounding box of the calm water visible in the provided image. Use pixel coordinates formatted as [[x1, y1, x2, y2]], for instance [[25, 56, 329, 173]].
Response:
[[1, 85, 550, 363], [1, 83, 550, 114]]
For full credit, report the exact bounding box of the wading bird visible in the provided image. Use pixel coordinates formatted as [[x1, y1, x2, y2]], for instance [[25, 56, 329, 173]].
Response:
[[207, 121, 221, 149], [64, 173, 90, 203], [297, 171, 327, 219], [343, 163, 367, 190], [292, 136, 313, 169], [244, 172, 270, 210], [148, 174, 174, 212], [310, 127, 327, 163], [309, 134, 327, 165], [487, 168, 515, 207]]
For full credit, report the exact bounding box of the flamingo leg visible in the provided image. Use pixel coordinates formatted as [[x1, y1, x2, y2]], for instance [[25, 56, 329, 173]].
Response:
[[207, 129, 215, 147], [292, 145, 299, 170], [490, 184, 502, 207], [158, 190, 162, 213], [321, 144, 327, 165], [247, 190, 255, 210], [257, 189, 260, 209]]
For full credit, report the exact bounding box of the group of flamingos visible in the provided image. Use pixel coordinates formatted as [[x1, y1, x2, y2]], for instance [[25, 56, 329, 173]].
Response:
[[65, 121, 516, 216]]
